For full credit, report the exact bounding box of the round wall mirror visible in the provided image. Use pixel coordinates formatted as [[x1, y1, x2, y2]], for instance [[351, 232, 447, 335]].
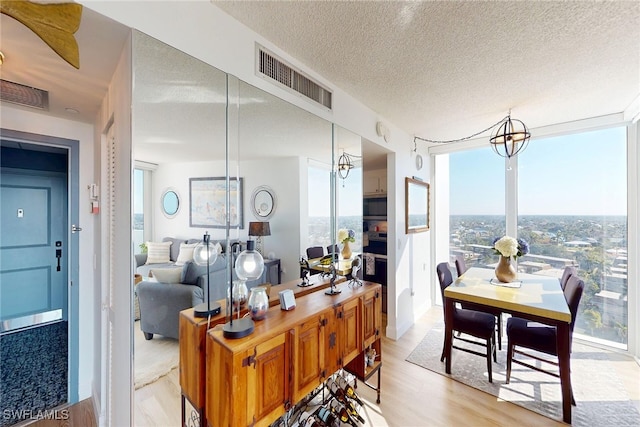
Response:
[[161, 188, 180, 218], [251, 186, 276, 220]]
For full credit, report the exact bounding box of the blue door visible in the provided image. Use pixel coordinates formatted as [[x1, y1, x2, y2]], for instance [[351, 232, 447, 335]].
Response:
[[1, 170, 68, 320], [0, 167, 69, 424]]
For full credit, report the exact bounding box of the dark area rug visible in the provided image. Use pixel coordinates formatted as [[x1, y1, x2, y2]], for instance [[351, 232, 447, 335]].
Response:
[[406, 322, 640, 426], [0, 321, 68, 427]]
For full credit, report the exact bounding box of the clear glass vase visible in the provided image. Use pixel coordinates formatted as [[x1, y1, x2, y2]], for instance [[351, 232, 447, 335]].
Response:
[[248, 286, 269, 320], [228, 280, 248, 317]]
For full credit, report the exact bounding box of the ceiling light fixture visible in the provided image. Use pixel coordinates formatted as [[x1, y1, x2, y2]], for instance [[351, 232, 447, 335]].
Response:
[[414, 110, 531, 166], [489, 113, 531, 160], [0, 51, 4, 66], [337, 151, 354, 179]]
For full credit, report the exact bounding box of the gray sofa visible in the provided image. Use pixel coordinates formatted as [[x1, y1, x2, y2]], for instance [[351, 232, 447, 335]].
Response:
[[135, 237, 266, 340]]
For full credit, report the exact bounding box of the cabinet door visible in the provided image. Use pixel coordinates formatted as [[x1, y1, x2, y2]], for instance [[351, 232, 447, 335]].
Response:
[[246, 332, 291, 427], [294, 317, 322, 402], [322, 307, 342, 377], [341, 297, 361, 364], [363, 175, 380, 195], [362, 287, 382, 349]]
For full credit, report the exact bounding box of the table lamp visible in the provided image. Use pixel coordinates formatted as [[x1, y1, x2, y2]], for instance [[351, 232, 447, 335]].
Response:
[[223, 240, 265, 338], [248, 221, 271, 257], [192, 232, 220, 317]]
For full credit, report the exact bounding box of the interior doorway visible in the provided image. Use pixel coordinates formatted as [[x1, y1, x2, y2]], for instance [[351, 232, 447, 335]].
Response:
[[0, 129, 80, 425]]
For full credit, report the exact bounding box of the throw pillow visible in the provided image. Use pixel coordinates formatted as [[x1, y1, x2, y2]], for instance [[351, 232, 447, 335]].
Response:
[[181, 260, 205, 286], [150, 267, 183, 284], [175, 242, 198, 266], [145, 241, 172, 264]]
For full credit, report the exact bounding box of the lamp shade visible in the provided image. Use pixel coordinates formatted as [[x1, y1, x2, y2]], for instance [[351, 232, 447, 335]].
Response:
[[249, 221, 271, 237], [235, 240, 264, 280], [193, 234, 218, 266], [192, 232, 221, 318]]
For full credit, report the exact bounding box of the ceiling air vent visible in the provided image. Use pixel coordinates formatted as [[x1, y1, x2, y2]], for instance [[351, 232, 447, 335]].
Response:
[[257, 45, 332, 110], [0, 79, 49, 110]]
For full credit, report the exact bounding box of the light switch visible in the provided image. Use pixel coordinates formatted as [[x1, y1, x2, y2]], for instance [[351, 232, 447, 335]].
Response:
[[17, 209, 24, 218]]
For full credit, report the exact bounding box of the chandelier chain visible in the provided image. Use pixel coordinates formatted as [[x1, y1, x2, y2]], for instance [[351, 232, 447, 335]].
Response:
[[414, 115, 510, 145]]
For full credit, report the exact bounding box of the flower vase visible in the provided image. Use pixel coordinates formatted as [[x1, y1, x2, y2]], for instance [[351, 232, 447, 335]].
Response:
[[495, 256, 517, 283], [341, 241, 352, 259]]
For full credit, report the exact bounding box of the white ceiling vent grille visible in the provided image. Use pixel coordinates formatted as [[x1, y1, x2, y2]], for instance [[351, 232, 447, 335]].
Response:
[[257, 46, 332, 110], [0, 79, 49, 110]]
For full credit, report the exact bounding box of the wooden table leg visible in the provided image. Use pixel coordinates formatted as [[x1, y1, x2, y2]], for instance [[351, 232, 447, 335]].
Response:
[[444, 298, 454, 374], [556, 322, 572, 424]]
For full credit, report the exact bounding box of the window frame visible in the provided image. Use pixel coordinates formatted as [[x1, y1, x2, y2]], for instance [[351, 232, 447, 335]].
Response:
[[430, 113, 638, 355]]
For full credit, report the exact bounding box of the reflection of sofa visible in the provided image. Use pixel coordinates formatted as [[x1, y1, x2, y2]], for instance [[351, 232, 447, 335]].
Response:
[[135, 237, 267, 340]]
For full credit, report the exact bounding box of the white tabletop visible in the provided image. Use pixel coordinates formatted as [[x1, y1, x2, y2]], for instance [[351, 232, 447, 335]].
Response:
[[444, 267, 571, 322]]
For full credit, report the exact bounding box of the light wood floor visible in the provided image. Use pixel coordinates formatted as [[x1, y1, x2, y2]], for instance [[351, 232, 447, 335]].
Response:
[[134, 307, 640, 426]]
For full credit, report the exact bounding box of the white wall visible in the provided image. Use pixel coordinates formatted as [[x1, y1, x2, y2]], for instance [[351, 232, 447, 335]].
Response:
[[153, 160, 227, 241], [152, 156, 304, 284], [0, 105, 96, 400]]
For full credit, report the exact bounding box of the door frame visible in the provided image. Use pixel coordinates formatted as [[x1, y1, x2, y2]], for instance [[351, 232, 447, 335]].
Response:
[[0, 128, 80, 402]]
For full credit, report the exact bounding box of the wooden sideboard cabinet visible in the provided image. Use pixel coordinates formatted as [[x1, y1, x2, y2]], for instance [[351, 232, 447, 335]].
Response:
[[206, 282, 382, 427], [179, 275, 345, 426]]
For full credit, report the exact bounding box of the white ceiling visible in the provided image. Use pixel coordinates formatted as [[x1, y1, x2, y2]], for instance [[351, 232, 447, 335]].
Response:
[[214, 0, 640, 142], [2, 1, 638, 165], [0, 6, 130, 124]]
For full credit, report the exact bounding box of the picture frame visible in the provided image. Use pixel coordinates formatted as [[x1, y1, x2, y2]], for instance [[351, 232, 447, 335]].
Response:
[[405, 177, 430, 234], [189, 177, 244, 228]]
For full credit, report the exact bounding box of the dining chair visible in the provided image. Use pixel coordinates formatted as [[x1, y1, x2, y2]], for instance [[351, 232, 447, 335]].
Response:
[[505, 274, 585, 404], [454, 254, 468, 277], [437, 262, 497, 382], [306, 246, 325, 259], [454, 254, 503, 350], [559, 265, 577, 290]]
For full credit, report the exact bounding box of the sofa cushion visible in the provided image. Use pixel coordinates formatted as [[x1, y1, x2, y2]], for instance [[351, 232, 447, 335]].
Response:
[[150, 267, 183, 284], [146, 241, 173, 264], [163, 237, 187, 262], [175, 242, 198, 266], [181, 261, 207, 286]]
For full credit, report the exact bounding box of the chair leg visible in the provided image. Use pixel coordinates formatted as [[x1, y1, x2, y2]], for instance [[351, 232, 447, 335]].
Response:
[[492, 332, 497, 362], [486, 338, 493, 383], [440, 334, 446, 362], [506, 342, 514, 384], [497, 313, 502, 351]]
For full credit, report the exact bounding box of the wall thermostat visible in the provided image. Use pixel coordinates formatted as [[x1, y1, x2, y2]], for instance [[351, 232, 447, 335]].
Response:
[[279, 289, 296, 311]]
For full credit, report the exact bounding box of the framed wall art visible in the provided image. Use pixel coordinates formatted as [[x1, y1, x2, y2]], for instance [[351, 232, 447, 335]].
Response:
[[189, 177, 244, 228], [405, 177, 430, 234]]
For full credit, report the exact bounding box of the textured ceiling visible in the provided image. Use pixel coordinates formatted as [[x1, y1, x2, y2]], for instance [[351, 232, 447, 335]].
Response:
[[214, 0, 640, 143], [2, 1, 638, 165]]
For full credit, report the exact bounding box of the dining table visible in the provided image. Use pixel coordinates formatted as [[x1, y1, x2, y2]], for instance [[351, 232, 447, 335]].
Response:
[[308, 256, 355, 276], [443, 267, 574, 424]]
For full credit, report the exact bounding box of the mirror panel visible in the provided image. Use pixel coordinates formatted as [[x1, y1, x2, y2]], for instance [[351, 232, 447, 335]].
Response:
[[161, 188, 180, 218], [405, 177, 430, 233], [334, 125, 363, 257], [233, 77, 333, 283]]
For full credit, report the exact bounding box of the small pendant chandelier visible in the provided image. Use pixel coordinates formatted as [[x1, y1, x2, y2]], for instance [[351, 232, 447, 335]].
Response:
[[337, 151, 354, 179], [489, 113, 531, 159]]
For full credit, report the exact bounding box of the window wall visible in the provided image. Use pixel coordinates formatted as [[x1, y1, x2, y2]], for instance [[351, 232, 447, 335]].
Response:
[[518, 127, 627, 346], [133, 168, 145, 254], [449, 146, 506, 272], [436, 123, 630, 349]]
